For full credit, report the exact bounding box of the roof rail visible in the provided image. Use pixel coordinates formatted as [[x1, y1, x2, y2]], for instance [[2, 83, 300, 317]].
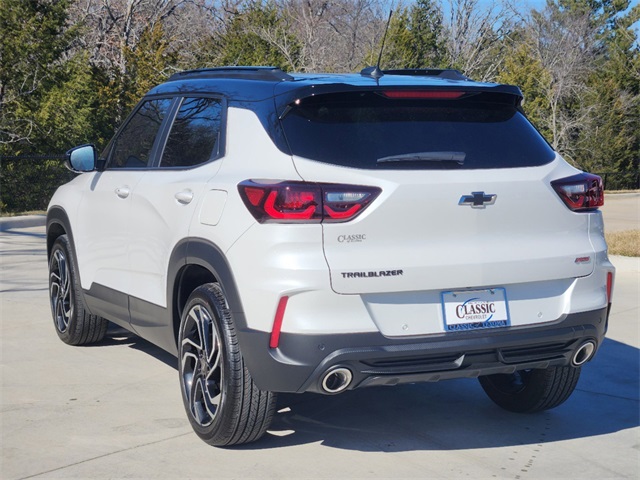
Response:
[[383, 69, 469, 81], [169, 66, 294, 82]]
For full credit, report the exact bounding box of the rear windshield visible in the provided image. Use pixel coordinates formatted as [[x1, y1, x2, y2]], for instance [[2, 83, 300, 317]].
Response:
[[280, 91, 555, 170]]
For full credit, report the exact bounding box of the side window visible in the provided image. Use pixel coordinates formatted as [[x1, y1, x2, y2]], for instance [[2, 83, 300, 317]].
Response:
[[161, 97, 223, 168], [110, 98, 172, 169]]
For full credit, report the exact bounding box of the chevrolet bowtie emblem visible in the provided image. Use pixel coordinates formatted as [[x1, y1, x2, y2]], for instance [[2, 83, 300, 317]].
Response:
[[459, 191, 497, 208]]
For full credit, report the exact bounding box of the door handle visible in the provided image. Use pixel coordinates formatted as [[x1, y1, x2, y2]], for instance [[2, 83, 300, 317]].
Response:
[[115, 187, 130, 199], [175, 190, 194, 205]]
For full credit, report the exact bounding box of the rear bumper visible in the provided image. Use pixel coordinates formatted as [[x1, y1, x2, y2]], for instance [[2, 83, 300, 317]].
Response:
[[237, 307, 609, 393]]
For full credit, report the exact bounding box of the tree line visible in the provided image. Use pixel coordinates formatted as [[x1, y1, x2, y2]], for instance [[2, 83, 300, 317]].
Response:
[[0, 0, 638, 212]]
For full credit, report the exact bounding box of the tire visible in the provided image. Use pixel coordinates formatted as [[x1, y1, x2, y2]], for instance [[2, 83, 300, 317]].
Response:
[[479, 365, 581, 413], [178, 283, 277, 446], [48, 235, 108, 345]]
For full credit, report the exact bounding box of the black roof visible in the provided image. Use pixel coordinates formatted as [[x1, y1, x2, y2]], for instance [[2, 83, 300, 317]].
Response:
[[149, 66, 523, 103]]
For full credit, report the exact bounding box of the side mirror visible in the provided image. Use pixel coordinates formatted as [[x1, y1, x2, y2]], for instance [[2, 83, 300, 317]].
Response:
[[65, 144, 97, 172]]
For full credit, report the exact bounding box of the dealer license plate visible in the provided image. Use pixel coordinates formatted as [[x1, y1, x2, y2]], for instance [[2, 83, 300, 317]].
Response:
[[441, 288, 510, 331]]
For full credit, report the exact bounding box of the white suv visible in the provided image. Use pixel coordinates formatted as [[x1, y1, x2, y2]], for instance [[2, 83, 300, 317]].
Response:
[[47, 66, 615, 446]]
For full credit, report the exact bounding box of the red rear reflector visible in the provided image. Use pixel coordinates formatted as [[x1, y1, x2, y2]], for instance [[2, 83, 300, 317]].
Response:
[[269, 296, 289, 349], [244, 187, 265, 206], [382, 90, 465, 100], [551, 173, 604, 211], [606, 272, 613, 303], [238, 181, 381, 223]]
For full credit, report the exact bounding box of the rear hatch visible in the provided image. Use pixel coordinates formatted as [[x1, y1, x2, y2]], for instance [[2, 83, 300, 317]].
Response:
[[279, 88, 595, 295]]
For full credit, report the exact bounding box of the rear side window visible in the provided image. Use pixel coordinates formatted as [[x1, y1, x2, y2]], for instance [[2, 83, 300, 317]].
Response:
[[110, 98, 172, 169], [161, 97, 223, 168], [280, 91, 555, 170]]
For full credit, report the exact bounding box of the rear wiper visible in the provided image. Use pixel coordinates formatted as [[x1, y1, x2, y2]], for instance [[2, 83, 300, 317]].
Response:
[[376, 151, 466, 165]]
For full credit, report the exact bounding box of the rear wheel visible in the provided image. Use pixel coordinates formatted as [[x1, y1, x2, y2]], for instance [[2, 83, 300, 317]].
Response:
[[48, 235, 108, 345], [178, 283, 277, 446], [479, 365, 581, 413]]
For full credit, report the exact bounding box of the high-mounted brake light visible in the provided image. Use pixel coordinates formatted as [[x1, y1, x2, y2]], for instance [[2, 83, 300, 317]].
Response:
[[238, 180, 381, 223], [381, 90, 465, 100], [551, 173, 604, 211]]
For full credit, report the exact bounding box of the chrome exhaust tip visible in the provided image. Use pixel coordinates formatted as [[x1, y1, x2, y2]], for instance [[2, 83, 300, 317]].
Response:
[[572, 341, 596, 367], [321, 367, 353, 394]]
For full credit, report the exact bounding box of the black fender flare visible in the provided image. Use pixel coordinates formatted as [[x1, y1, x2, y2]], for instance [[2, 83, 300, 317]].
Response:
[[46, 206, 73, 260], [168, 237, 249, 338], [46, 206, 93, 313]]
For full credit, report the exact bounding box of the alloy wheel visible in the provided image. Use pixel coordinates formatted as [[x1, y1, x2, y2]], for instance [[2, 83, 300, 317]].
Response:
[[50, 249, 72, 333], [180, 304, 223, 427]]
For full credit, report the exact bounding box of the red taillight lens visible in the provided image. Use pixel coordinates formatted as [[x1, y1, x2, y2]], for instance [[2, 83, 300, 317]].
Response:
[[244, 187, 265, 206], [238, 181, 381, 223], [263, 189, 318, 220], [240, 182, 322, 222], [381, 90, 465, 100], [606, 272, 613, 303], [269, 296, 289, 349], [551, 173, 604, 211]]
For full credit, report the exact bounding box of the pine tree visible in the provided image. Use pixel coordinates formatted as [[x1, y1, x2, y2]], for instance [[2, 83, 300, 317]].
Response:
[[365, 0, 446, 70], [199, 1, 302, 71], [576, 3, 639, 179], [0, 0, 76, 153]]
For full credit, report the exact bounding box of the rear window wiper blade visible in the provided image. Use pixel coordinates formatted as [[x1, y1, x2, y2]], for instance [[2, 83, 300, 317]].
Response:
[[376, 151, 466, 165]]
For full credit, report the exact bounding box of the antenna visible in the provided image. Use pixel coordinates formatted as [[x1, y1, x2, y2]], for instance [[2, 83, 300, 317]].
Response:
[[360, 10, 393, 79]]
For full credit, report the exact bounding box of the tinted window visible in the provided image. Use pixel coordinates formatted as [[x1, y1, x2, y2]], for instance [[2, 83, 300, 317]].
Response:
[[110, 98, 172, 169], [281, 91, 555, 170], [161, 97, 223, 168]]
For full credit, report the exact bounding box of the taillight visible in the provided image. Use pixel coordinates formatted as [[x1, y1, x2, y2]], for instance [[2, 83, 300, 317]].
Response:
[[606, 272, 613, 303], [238, 180, 381, 223], [551, 173, 604, 211]]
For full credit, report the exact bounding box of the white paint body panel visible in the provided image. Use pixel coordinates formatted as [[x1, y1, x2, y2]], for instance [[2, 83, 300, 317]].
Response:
[[127, 163, 221, 306], [292, 155, 594, 294], [74, 170, 146, 296]]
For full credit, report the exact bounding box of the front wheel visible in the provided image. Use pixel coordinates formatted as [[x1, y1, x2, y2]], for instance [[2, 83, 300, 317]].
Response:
[[48, 235, 108, 345], [178, 283, 277, 446], [479, 365, 581, 413]]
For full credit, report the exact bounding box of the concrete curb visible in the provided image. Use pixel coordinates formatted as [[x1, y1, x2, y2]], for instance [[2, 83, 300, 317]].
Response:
[[0, 214, 46, 232]]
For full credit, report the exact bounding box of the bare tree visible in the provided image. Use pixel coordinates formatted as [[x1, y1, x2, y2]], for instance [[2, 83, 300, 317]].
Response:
[[66, 0, 218, 122], [69, 0, 215, 76], [279, 0, 383, 72], [527, 4, 596, 157], [443, 0, 514, 80]]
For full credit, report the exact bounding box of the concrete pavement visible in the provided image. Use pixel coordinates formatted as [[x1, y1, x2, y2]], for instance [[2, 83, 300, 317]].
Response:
[[0, 215, 46, 232], [1, 225, 638, 479], [600, 193, 639, 232]]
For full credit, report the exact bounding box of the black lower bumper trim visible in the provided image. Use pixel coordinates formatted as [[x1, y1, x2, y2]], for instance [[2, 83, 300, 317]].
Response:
[[236, 307, 608, 394]]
